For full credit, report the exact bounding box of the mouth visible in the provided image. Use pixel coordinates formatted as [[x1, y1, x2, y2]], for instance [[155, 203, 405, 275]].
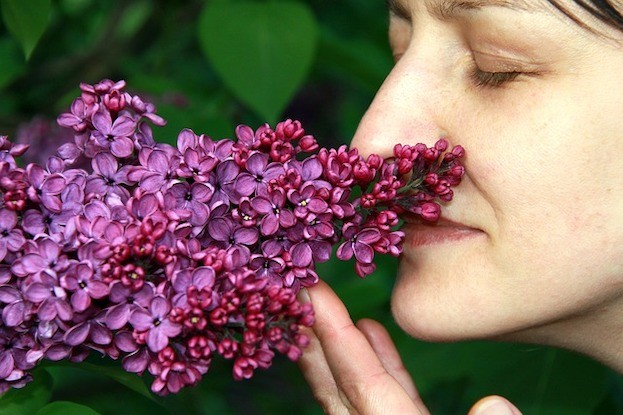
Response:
[[401, 216, 485, 248]]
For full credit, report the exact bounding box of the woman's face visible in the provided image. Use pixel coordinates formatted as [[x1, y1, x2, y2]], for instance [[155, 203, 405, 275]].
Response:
[[350, 0, 623, 344]]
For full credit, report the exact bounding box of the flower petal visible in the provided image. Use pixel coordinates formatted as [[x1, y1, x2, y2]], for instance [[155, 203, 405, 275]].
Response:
[[64, 322, 90, 346]]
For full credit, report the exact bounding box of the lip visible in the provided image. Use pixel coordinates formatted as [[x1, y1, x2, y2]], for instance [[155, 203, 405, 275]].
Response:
[[402, 218, 485, 248]]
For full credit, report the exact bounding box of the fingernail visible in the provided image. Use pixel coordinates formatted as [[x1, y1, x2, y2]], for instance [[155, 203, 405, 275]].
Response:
[[474, 398, 519, 415], [297, 288, 310, 304]]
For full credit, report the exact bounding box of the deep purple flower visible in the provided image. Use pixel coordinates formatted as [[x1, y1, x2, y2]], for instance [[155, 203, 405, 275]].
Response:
[[207, 159, 239, 207], [288, 183, 328, 219], [0, 209, 25, 261], [327, 187, 356, 219], [235, 124, 260, 150], [250, 253, 286, 284], [235, 153, 284, 198], [130, 296, 181, 352], [129, 95, 166, 126], [85, 152, 131, 202], [260, 230, 294, 258], [336, 224, 381, 265], [128, 147, 180, 192], [91, 109, 136, 158], [105, 282, 154, 330], [0, 328, 34, 392], [251, 189, 296, 236], [177, 146, 218, 183], [64, 315, 113, 347], [171, 266, 216, 309], [60, 262, 109, 312], [164, 182, 212, 226], [0, 286, 30, 327], [23, 273, 72, 322], [231, 197, 258, 227], [57, 98, 97, 133], [302, 211, 335, 240], [11, 238, 69, 279], [207, 218, 258, 250], [128, 192, 164, 222], [26, 164, 66, 213]]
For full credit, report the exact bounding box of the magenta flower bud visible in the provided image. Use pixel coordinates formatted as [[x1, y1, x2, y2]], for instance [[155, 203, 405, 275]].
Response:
[[366, 154, 383, 170], [104, 90, 126, 112], [270, 141, 294, 163], [452, 145, 465, 158], [298, 135, 318, 152], [3, 190, 27, 211], [396, 159, 413, 175], [419, 202, 441, 222], [276, 119, 304, 141], [425, 173, 439, 186], [353, 160, 374, 183], [256, 124, 276, 147], [187, 335, 213, 360], [434, 138, 449, 152]]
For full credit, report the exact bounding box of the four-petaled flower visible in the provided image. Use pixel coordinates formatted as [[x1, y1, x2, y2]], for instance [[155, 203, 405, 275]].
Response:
[[130, 296, 182, 352], [252, 189, 296, 236], [91, 109, 136, 158]]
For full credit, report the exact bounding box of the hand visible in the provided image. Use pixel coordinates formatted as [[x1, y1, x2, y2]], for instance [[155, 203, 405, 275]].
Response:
[[298, 280, 523, 415]]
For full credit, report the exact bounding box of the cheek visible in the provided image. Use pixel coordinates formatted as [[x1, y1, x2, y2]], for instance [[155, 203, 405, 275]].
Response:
[[465, 67, 623, 271], [389, 70, 623, 341]]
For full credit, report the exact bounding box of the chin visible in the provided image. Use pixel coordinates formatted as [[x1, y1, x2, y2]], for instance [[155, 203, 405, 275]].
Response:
[[390, 291, 473, 343], [388, 263, 516, 343]]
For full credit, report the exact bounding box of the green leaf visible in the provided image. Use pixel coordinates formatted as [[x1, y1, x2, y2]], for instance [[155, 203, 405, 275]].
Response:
[[463, 347, 610, 415], [116, 0, 153, 40], [198, 0, 318, 123], [0, 0, 51, 59], [70, 362, 155, 402], [0, 369, 53, 415], [316, 27, 392, 93], [0, 36, 24, 88], [36, 401, 102, 415]]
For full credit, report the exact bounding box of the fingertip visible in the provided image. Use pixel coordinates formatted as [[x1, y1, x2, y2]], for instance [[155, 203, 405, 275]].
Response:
[[297, 287, 310, 304], [356, 318, 384, 334], [356, 318, 392, 347], [469, 396, 523, 415], [305, 280, 352, 326]]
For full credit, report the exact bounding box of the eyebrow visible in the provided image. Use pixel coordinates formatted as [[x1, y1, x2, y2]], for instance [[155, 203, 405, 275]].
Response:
[[386, 0, 534, 21]]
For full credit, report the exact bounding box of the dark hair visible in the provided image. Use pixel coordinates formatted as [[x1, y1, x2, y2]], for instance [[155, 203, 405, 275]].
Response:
[[547, 0, 623, 32]]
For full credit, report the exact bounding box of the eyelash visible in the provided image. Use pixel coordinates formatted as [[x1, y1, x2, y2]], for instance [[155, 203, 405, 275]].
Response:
[[392, 52, 525, 89], [470, 67, 522, 88]]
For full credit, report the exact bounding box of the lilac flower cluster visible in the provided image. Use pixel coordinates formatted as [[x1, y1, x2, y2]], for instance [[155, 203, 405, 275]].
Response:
[[0, 80, 464, 395]]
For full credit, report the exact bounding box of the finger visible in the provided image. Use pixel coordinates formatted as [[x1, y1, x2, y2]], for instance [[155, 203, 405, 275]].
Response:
[[298, 323, 353, 415], [468, 396, 523, 415], [307, 280, 427, 415], [356, 319, 424, 406]]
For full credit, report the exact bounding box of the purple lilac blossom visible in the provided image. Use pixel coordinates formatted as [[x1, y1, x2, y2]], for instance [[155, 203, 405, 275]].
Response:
[[0, 79, 464, 395]]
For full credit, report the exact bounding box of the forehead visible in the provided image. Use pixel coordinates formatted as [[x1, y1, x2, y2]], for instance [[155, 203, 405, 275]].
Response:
[[388, 0, 623, 38], [387, 0, 544, 19]]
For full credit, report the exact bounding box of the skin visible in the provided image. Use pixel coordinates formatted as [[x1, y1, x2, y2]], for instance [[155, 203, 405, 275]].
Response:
[[299, 0, 623, 413]]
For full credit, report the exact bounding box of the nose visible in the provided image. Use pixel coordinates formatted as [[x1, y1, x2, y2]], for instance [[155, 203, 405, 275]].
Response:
[[350, 47, 447, 159]]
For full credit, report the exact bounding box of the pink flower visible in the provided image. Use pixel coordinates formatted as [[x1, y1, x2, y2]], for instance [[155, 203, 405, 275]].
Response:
[[130, 296, 181, 353], [91, 109, 136, 158]]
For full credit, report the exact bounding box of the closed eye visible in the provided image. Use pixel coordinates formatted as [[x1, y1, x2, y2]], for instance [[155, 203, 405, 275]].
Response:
[[470, 67, 522, 88]]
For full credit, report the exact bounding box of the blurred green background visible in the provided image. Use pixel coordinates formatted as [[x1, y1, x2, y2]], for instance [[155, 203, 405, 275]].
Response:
[[0, 0, 621, 414]]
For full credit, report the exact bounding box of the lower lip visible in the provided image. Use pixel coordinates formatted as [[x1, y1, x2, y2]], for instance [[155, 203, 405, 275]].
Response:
[[403, 223, 484, 247]]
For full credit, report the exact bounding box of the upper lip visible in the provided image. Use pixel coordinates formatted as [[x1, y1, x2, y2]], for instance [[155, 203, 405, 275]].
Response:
[[400, 213, 478, 230]]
